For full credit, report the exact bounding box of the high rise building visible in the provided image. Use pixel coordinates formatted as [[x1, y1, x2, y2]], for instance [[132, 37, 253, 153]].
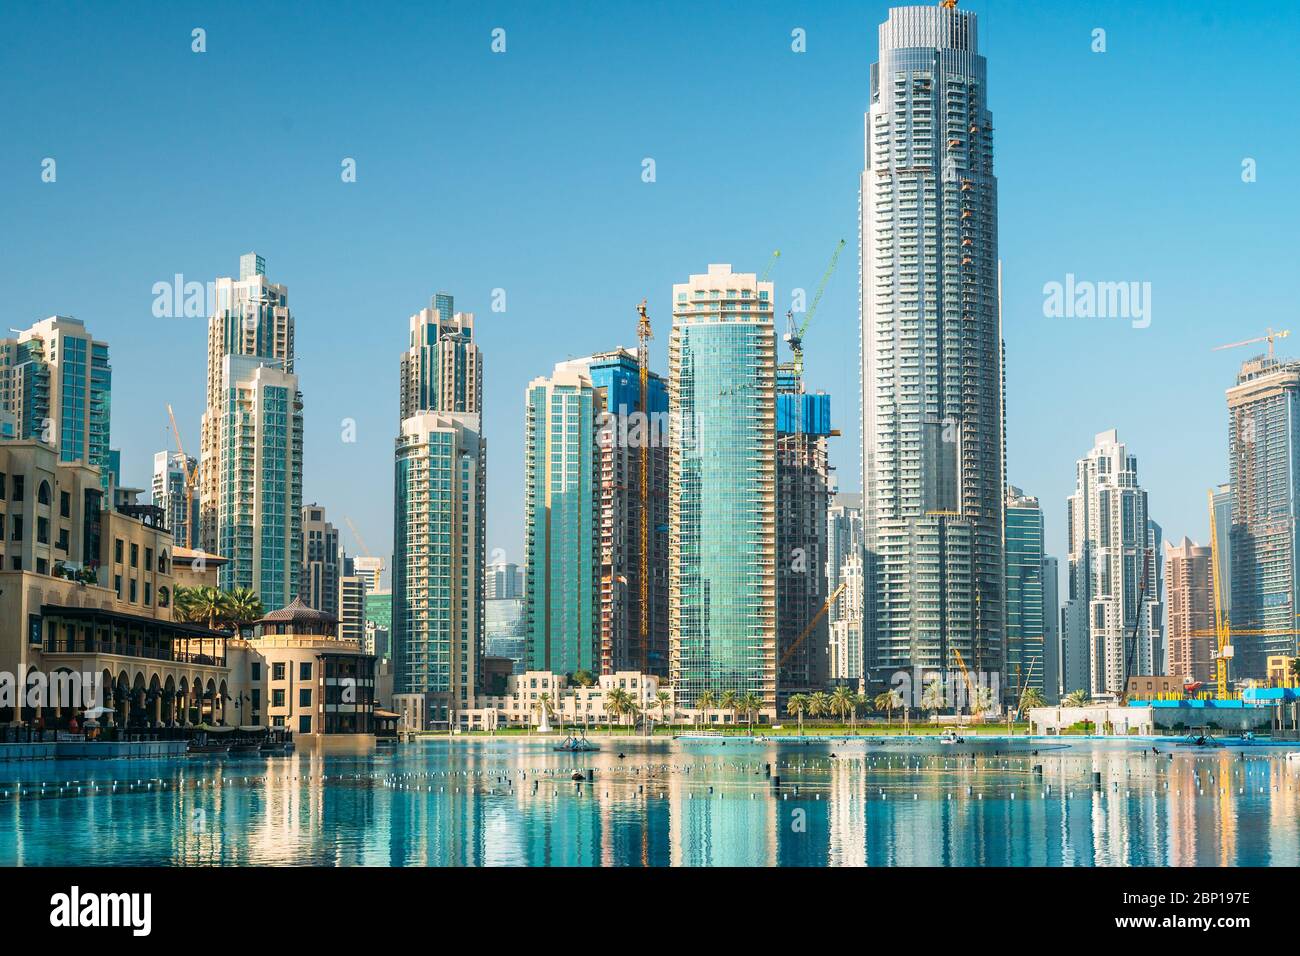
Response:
[[1226, 357, 1300, 678], [860, 4, 1005, 685], [485, 561, 523, 600], [1064, 430, 1162, 698], [301, 503, 342, 619], [523, 362, 601, 675], [1165, 537, 1214, 685], [199, 253, 303, 610], [1005, 486, 1045, 703], [353, 555, 383, 593], [775, 390, 833, 701], [583, 348, 669, 677], [827, 492, 865, 682], [1212, 482, 1232, 619], [0, 317, 112, 490], [669, 264, 776, 713], [392, 291, 486, 726], [364, 589, 392, 659], [339, 573, 367, 645], [1041, 555, 1061, 702], [152, 451, 197, 549]]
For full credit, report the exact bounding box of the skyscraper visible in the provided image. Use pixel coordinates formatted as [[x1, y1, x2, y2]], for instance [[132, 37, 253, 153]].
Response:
[[1041, 555, 1061, 702], [1064, 430, 1162, 698], [860, 4, 1005, 685], [1165, 537, 1214, 685], [523, 361, 601, 675], [152, 450, 197, 549], [392, 292, 486, 726], [1226, 357, 1300, 678], [339, 573, 367, 645], [301, 503, 342, 619], [199, 253, 303, 610], [827, 492, 865, 681], [0, 316, 112, 490], [669, 264, 776, 714], [1005, 486, 1045, 703], [583, 348, 669, 677]]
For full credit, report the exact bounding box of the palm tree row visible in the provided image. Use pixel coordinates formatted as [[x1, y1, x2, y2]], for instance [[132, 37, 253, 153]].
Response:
[[173, 585, 265, 635]]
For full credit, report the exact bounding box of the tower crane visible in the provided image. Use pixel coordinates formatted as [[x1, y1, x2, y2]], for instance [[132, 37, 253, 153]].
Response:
[[778, 581, 846, 672], [784, 239, 846, 380], [165, 404, 200, 550], [1212, 328, 1290, 359], [344, 516, 383, 579], [759, 249, 781, 281], [636, 299, 653, 673]]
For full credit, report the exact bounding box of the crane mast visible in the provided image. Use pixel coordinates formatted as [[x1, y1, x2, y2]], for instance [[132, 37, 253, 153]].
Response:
[[636, 299, 653, 673]]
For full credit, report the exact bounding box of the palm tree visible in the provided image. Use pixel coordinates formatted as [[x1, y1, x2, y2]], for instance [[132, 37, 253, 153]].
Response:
[[719, 689, 739, 730], [874, 688, 904, 727], [809, 691, 831, 726], [1063, 689, 1090, 708], [921, 677, 947, 724], [187, 586, 230, 632], [624, 699, 641, 732], [604, 688, 627, 732], [695, 690, 717, 729], [223, 587, 264, 636], [739, 692, 762, 734], [655, 689, 672, 731], [830, 685, 855, 728], [1018, 687, 1047, 717], [852, 693, 870, 732], [972, 684, 997, 723], [786, 693, 809, 735]]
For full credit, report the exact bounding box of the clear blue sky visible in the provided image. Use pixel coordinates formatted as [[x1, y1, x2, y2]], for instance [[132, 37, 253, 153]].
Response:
[[2, 0, 1297, 583]]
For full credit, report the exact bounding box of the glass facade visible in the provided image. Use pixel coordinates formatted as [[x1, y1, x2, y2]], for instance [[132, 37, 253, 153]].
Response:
[[1005, 488, 1045, 700]]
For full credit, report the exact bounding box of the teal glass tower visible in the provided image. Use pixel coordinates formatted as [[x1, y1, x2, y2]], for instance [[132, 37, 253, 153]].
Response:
[[523, 362, 601, 675], [1004, 486, 1045, 701], [669, 264, 776, 714]]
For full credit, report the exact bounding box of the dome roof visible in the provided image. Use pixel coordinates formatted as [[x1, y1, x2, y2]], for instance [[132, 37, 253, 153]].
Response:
[[257, 597, 337, 626]]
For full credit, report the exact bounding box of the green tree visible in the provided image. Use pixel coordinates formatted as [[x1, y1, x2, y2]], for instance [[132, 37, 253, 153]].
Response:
[[1018, 687, 1047, 716], [186, 586, 230, 632], [719, 689, 740, 730], [786, 693, 809, 735], [1063, 689, 1090, 708], [921, 677, 947, 723], [830, 685, 855, 727], [852, 693, 870, 731], [655, 689, 672, 730], [572, 669, 596, 688], [604, 688, 628, 732], [223, 587, 265, 636], [695, 690, 717, 730], [808, 691, 831, 724], [874, 688, 904, 726], [739, 692, 762, 734]]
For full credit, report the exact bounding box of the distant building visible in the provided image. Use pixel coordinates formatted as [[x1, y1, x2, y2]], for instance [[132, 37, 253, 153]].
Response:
[[827, 493, 864, 682], [152, 451, 197, 550], [1165, 537, 1215, 686], [1041, 555, 1061, 702], [301, 503, 342, 620], [485, 561, 523, 600], [1005, 487, 1046, 702], [353, 556, 383, 594], [339, 574, 367, 646], [485, 596, 526, 673]]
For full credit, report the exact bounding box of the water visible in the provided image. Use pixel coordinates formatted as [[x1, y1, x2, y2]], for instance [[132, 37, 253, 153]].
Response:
[[1, 737, 1296, 866]]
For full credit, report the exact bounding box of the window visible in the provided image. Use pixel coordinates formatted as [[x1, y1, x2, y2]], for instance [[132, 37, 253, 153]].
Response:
[[251, 662, 262, 681], [59, 491, 70, 517], [299, 662, 312, 680], [11, 516, 22, 541], [114, 539, 123, 563], [272, 662, 286, 681], [0, 472, 5, 500], [272, 689, 286, 707], [145, 548, 153, 572], [114, 574, 122, 598], [13, 476, 23, 502], [36, 558, 48, 575], [299, 688, 312, 707], [129, 579, 137, 603], [130, 543, 138, 568], [37, 481, 51, 505], [56, 528, 69, 552], [9, 557, 20, 571], [37, 517, 49, 545], [298, 715, 312, 734]]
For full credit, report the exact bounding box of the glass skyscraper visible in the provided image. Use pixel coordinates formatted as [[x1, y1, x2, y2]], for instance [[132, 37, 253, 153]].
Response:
[[669, 264, 776, 713], [199, 253, 303, 610], [392, 292, 486, 726], [1005, 486, 1045, 702], [860, 4, 1005, 683], [523, 362, 601, 675]]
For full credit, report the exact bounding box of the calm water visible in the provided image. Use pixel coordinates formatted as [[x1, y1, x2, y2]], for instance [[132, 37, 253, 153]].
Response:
[[1, 737, 1296, 866]]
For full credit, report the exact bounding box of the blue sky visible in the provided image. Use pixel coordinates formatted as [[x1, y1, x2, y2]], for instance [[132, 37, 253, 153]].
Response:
[[2, 0, 1297, 583]]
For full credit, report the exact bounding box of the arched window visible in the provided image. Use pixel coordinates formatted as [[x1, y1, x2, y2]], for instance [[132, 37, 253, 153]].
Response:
[[158, 586, 170, 608], [37, 480, 51, 506], [158, 551, 169, 574]]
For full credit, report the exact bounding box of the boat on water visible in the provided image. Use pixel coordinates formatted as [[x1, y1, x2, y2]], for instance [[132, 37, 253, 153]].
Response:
[[229, 726, 269, 755], [939, 729, 967, 745], [554, 733, 599, 753], [1176, 733, 1225, 748]]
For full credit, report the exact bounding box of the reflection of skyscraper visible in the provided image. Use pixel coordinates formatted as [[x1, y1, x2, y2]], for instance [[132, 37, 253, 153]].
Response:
[[1227, 357, 1300, 678], [860, 4, 1005, 683], [669, 264, 776, 713], [199, 253, 303, 610]]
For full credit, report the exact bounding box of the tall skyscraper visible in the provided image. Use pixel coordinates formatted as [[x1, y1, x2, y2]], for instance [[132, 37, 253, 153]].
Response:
[[1005, 486, 1045, 702], [1226, 357, 1300, 678], [860, 4, 1005, 685], [1212, 482, 1233, 619], [1041, 555, 1061, 702], [301, 503, 342, 619], [152, 450, 197, 549], [199, 252, 303, 610], [0, 316, 112, 490], [523, 361, 601, 675], [339, 573, 367, 645], [584, 348, 669, 677], [1064, 430, 1161, 698], [775, 390, 833, 701], [485, 560, 523, 600], [353, 555, 383, 593], [392, 292, 486, 726], [669, 264, 776, 713], [1165, 537, 1214, 685]]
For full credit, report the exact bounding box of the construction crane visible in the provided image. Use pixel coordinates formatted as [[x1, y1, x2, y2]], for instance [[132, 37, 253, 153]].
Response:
[[759, 249, 781, 281], [1212, 327, 1290, 359], [1117, 547, 1154, 701], [344, 516, 383, 579], [778, 581, 846, 672], [165, 404, 199, 550], [784, 238, 846, 380], [951, 648, 980, 721], [635, 299, 653, 674]]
